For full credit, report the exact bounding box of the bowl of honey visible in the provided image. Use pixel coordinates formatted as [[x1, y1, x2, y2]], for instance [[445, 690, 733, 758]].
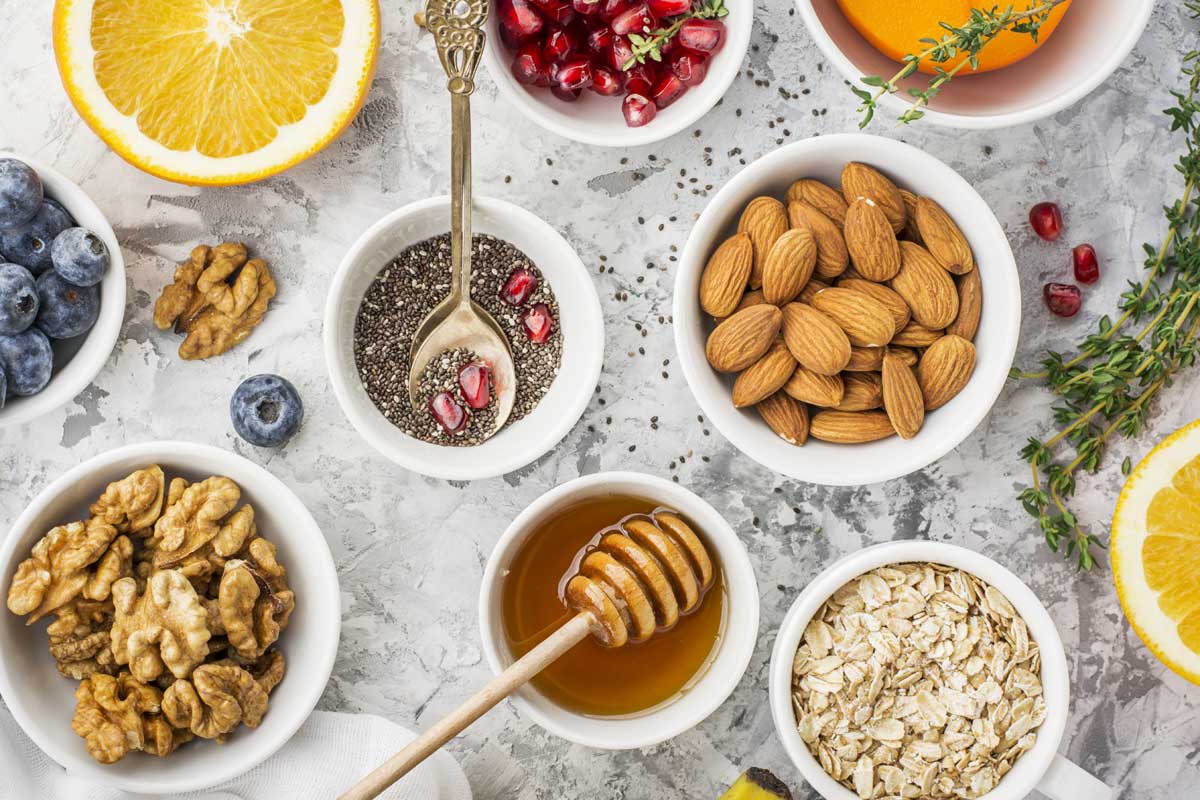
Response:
[[479, 472, 759, 749]]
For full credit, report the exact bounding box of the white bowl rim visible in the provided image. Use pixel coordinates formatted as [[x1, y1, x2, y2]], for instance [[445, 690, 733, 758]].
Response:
[[477, 470, 761, 749], [792, 0, 1155, 129], [323, 193, 604, 481], [0, 153, 126, 428], [767, 540, 1071, 800], [0, 440, 342, 795], [481, 5, 754, 147], [673, 133, 1021, 486]]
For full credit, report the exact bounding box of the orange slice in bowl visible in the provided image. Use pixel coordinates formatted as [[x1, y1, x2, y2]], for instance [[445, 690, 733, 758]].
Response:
[[53, 0, 379, 185]]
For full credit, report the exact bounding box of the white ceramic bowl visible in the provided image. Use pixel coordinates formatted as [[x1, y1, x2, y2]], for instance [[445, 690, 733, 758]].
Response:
[[0, 154, 125, 428], [673, 134, 1020, 486], [795, 0, 1154, 129], [768, 541, 1112, 800], [0, 441, 341, 795], [479, 471, 759, 749], [325, 195, 604, 481], [483, 4, 753, 146]]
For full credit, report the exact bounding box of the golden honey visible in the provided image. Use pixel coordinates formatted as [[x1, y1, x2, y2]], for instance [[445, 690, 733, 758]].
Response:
[[501, 495, 726, 717]]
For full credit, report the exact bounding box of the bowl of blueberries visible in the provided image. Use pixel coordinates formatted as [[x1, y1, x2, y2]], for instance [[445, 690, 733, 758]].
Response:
[[0, 154, 124, 427]]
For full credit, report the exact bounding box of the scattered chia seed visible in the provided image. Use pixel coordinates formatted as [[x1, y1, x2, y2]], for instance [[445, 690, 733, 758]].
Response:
[[353, 233, 563, 447]]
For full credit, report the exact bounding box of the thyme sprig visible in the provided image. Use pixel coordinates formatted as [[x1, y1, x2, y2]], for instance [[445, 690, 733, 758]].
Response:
[[1012, 40, 1200, 570], [854, 1, 1068, 128], [623, 0, 728, 71]]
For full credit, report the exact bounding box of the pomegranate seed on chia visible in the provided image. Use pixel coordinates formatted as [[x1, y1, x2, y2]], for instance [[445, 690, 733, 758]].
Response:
[[429, 391, 468, 433], [555, 56, 594, 90], [648, 0, 691, 15], [551, 83, 583, 102], [542, 25, 576, 62], [588, 25, 615, 52], [498, 0, 545, 41], [669, 49, 707, 86], [677, 18, 725, 53], [609, 35, 635, 70], [611, 4, 656, 35], [500, 267, 539, 305], [458, 362, 492, 410], [523, 303, 556, 343], [650, 72, 687, 109], [624, 62, 656, 95], [600, 0, 634, 21], [591, 66, 626, 95], [512, 43, 551, 86], [622, 92, 657, 127], [573, 0, 601, 13], [1043, 283, 1081, 317], [1029, 202, 1063, 241], [1072, 244, 1100, 284]]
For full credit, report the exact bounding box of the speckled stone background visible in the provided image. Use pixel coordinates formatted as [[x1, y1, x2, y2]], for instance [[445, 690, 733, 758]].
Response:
[[2, 1, 1198, 798]]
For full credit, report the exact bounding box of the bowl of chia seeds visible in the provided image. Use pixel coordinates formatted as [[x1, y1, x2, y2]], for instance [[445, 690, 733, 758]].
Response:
[[324, 195, 604, 480]]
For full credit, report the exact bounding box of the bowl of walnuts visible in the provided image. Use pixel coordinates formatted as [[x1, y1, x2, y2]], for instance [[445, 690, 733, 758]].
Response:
[[673, 133, 1021, 486], [0, 441, 340, 794]]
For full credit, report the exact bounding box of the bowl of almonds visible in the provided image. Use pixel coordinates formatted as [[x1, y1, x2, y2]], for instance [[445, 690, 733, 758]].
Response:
[[673, 134, 1020, 485]]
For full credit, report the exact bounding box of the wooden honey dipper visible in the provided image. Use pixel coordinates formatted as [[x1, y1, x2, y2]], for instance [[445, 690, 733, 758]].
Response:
[[340, 510, 715, 800]]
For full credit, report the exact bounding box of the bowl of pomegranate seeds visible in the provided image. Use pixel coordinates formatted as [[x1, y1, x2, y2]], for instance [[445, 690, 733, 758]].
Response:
[[486, 0, 753, 145]]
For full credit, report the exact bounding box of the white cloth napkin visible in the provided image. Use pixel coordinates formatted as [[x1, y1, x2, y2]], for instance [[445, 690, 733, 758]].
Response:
[[0, 706, 472, 800]]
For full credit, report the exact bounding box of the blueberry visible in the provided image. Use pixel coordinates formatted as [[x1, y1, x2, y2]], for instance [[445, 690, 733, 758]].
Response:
[[0, 159, 43, 230], [0, 198, 75, 274], [0, 263, 38, 335], [230, 374, 304, 447], [51, 227, 109, 287], [0, 327, 53, 397], [35, 271, 100, 339]]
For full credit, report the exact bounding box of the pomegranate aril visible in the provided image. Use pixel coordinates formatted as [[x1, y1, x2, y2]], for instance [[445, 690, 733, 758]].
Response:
[[1043, 283, 1081, 317], [611, 4, 656, 35], [648, 0, 691, 14], [457, 363, 492, 410], [543, 26, 577, 62], [530, 0, 574, 23], [1072, 243, 1099, 284], [591, 66, 625, 95], [609, 35, 635, 70], [622, 92, 657, 127], [498, 0, 545, 41], [624, 62, 656, 95], [669, 49, 707, 86], [523, 303, 556, 343], [429, 391, 468, 433], [600, 0, 634, 21], [1029, 202, 1063, 241], [650, 72, 687, 109], [573, 0, 601, 13], [588, 25, 615, 53], [677, 18, 725, 53], [500, 267, 539, 305], [555, 56, 594, 90], [551, 83, 583, 102], [512, 43, 551, 86]]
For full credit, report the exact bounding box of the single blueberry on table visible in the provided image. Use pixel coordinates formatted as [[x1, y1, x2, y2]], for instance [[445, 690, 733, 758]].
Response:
[[0, 263, 39, 335], [35, 271, 100, 339], [0, 158, 43, 230], [230, 374, 304, 447], [51, 227, 109, 287], [0, 327, 53, 397], [0, 198, 75, 274]]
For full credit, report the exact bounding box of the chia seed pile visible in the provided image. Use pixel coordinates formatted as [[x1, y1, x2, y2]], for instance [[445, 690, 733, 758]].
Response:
[[354, 233, 563, 446], [417, 347, 498, 443]]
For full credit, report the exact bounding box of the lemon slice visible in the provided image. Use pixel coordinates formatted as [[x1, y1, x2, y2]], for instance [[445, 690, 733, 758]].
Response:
[[53, 0, 379, 185], [1113, 418, 1200, 684]]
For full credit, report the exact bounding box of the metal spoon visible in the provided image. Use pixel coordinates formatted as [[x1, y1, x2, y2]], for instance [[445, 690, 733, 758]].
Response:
[[408, 0, 515, 437]]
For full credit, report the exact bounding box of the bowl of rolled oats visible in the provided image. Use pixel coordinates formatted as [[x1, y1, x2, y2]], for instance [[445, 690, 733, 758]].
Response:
[[768, 541, 1112, 800]]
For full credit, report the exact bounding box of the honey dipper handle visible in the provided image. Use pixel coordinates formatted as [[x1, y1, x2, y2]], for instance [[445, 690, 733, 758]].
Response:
[[338, 612, 594, 800]]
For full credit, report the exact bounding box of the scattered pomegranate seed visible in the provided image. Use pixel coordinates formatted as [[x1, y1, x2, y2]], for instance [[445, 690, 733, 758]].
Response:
[[555, 56, 594, 90], [543, 26, 576, 62], [677, 18, 725, 53], [1043, 283, 1081, 317], [523, 303, 557, 343], [573, 0, 601, 13], [591, 66, 625, 95], [1072, 243, 1100, 284], [624, 62, 657, 95], [500, 268, 539, 305], [511, 43, 551, 86], [587, 25, 614, 53], [609, 35, 635, 71], [611, 4, 656, 35], [458, 362, 492, 410], [669, 49, 707, 86], [429, 391, 468, 433], [600, 0, 634, 21], [622, 92, 657, 127], [551, 83, 582, 102], [1029, 202, 1063, 241], [648, 0, 691, 14], [498, 0, 545, 41], [650, 72, 687, 109]]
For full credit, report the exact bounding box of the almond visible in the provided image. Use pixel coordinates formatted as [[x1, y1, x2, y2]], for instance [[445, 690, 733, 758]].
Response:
[[892, 321, 944, 348], [705, 304, 782, 373], [783, 366, 845, 407], [899, 189, 923, 244], [886, 345, 919, 366], [891, 241, 959, 329], [762, 228, 817, 305], [732, 340, 797, 408], [786, 178, 848, 227], [835, 372, 882, 411], [810, 286, 894, 347], [756, 391, 809, 446], [946, 268, 982, 341], [699, 233, 753, 317], [738, 197, 788, 289], [843, 198, 901, 282], [841, 162, 906, 234], [845, 346, 884, 372], [915, 196, 974, 275], [787, 202, 848, 280], [781, 302, 852, 376], [882, 353, 924, 439], [797, 278, 829, 304], [810, 410, 896, 444], [917, 334, 976, 410], [836, 278, 910, 335]]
